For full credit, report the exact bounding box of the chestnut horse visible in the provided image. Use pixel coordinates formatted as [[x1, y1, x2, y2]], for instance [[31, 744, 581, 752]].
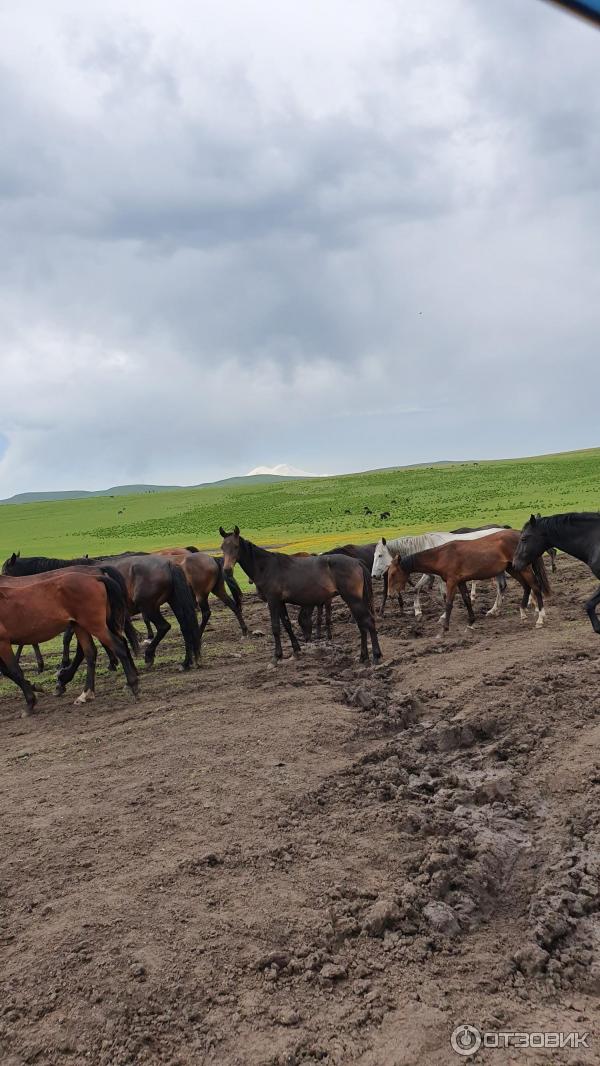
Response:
[[220, 527, 382, 664], [0, 569, 139, 714], [386, 529, 550, 633], [151, 547, 248, 641]]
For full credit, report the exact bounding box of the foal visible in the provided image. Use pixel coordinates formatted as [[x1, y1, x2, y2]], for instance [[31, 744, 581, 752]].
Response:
[[219, 527, 382, 663]]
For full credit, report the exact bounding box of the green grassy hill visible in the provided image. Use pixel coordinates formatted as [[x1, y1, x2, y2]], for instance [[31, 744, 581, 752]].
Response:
[[1, 447, 599, 563]]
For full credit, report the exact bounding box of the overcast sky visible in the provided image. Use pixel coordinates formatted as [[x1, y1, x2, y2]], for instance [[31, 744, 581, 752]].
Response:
[[1, 0, 599, 495]]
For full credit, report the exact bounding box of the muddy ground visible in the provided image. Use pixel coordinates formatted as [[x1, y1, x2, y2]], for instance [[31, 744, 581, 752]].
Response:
[[1, 556, 599, 1065]]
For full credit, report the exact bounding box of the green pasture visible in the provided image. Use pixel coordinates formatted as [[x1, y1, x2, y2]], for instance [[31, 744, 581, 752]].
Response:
[[1, 447, 600, 564]]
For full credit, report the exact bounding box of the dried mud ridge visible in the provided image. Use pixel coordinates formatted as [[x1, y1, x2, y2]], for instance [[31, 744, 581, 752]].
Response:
[[1, 556, 600, 1064]]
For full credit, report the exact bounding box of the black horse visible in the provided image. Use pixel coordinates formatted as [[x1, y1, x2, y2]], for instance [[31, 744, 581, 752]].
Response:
[[219, 527, 382, 664], [513, 513, 599, 632]]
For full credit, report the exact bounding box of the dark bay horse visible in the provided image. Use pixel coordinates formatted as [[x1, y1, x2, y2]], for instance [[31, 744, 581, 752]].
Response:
[[3, 552, 200, 670], [514, 513, 599, 632], [219, 527, 382, 664], [0, 570, 139, 714], [386, 529, 550, 633], [296, 543, 397, 639]]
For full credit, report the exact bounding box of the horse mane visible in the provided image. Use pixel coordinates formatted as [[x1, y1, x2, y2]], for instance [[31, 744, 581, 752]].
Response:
[[385, 533, 444, 556], [538, 512, 600, 538], [95, 551, 149, 560], [5, 555, 94, 574]]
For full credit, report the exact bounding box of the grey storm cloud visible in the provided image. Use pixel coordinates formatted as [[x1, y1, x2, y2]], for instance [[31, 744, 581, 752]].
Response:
[[0, 0, 599, 496]]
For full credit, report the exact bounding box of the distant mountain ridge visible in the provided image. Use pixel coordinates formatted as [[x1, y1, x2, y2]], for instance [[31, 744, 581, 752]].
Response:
[[0, 472, 310, 506]]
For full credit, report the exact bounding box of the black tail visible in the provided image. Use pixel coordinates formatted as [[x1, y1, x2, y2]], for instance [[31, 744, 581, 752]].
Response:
[[219, 558, 243, 608], [100, 564, 140, 655], [168, 562, 201, 655], [532, 555, 551, 596], [101, 575, 128, 637]]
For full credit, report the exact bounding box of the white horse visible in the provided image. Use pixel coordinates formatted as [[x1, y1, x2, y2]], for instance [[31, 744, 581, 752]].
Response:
[[372, 528, 507, 617]]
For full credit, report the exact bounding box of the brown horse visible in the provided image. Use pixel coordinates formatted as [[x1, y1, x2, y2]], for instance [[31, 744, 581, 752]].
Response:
[[0, 570, 139, 714], [386, 529, 550, 633], [3, 553, 200, 671], [220, 527, 382, 663], [179, 552, 248, 641], [149, 547, 248, 641]]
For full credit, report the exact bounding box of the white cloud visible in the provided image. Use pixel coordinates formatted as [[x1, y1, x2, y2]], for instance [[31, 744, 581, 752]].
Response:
[[0, 0, 599, 496]]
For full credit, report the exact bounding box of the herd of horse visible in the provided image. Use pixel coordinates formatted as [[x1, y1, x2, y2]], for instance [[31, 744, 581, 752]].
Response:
[[0, 511, 599, 717]]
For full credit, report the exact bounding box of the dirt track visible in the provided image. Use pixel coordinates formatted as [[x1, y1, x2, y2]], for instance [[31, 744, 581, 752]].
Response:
[[1, 557, 600, 1065]]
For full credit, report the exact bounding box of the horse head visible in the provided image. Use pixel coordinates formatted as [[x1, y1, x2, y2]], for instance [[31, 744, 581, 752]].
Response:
[[513, 514, 548, 571], [219, 526, 241, 572], [371, 537, 393, 579]]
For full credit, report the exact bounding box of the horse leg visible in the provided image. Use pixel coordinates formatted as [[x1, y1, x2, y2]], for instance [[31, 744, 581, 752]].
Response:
[[414, 574, 427, 618], [197, 597, 211, 644], [212, 579, 248, 636], [142, 609, 170, 666], [15, 643, 43, 673], [380, 572, 388, 616], [470, 580, 477, 604], [280, 605, 301, 656], [56, 640, 85, 695], [441, 581, 457, 632], [71, 627, 98, 705], [584, 585, 600, 634], [325, 603, 333, 641], [61, 623, 75, 669], [458, 581, 476, 627], [506, 565, 536, 623], [486, 576, 504, 617], [0, 641, 37, 715], [93, 626, 140, 697], [548, 547, 558, 573], [268, 600, 284, 663]]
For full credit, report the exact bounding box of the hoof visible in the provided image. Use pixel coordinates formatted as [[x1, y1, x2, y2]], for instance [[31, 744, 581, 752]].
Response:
[[22, 705, 36, 718], [74, 690, 95, 706], [54, 685, 66, 697]]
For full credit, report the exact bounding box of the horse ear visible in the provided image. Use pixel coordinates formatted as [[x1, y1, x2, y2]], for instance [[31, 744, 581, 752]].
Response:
[[234, 525, 240, 536], [9, 552, 16, 565], [530, 514, 536, 525], [219, 526, 226, 538], [382, 537, 386, 546]]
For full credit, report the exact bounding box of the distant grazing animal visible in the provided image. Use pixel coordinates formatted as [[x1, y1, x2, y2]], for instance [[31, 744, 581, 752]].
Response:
[[380, 511, 391, 520], [0, 569, 139, 714], [514, 513, 600, 632], [220, 527, 382, 664], [364, 506, 373, 515], [387, 529, 550, 633]]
